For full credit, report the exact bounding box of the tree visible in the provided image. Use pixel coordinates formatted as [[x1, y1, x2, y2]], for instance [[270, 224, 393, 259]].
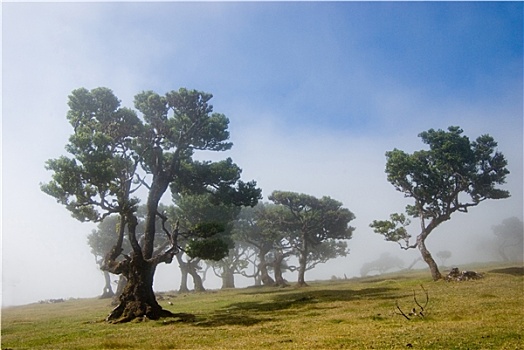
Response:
[[492, 217, 523, 262], [233, 203, 287, 286], [41, 87, 261, 322], [169, 193, 240, 291], [87, 215, 126, 299], [436, 250, 452, 266], [268, 191, 355, 286], [209, 243, 253, 289], [370, 126, 510, 281], [360, 252, 404, 277]]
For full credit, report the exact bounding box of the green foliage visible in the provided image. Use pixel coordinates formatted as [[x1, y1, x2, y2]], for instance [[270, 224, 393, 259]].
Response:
[[185, 236, 231, 261], [233, 203, 287, 250], [373, 126, 510, 246], [168, 193, 246, 268], [385, 126, 509, 222], [370, 213, 412, 248], [87, 215, 126, 259], [41, 88, 142, 222], [267, 191, 355, 283], [269, 191, 355, 245]]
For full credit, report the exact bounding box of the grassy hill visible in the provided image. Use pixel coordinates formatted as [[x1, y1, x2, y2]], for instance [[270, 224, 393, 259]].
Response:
[[2, 263, 523, 349]]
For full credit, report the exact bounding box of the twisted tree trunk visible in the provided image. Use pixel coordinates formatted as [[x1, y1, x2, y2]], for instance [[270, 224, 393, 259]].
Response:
[[188, 259, 206, 292], [106, 254, 174, 323], [417, 233, 442, 281], [272, 251, 288, 287], [258, 249, 275, 286], [103, 211, 177, 323]]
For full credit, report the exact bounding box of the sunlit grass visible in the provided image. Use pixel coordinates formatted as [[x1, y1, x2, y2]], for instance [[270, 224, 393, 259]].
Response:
[[2, 262, 522, 349]]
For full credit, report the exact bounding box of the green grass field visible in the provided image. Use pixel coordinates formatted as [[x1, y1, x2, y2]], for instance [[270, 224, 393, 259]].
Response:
[[2, 263, 523, 349]]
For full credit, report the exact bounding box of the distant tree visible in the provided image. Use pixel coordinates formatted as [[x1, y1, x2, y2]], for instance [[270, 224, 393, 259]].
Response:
[[174, 254, 205, 292], [87, 215, 124, 299], [268, 191, 355, 286], [233, 203, 282, 286], [360, 252, 404, 277], [492, 217, 523, 262], [209, 243, 252, 289], [41, 87, 260, 322], [436, 250, 452, 266], [168, 193, 241, 291], [370, 126, 510, 280]]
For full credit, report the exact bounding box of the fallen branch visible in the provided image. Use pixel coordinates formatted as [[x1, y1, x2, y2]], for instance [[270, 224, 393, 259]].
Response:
[[395, 285, 429, 320]]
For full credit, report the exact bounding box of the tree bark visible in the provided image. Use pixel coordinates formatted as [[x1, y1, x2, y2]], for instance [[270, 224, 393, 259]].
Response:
[[221, 266, 235, 289], [417, 233, 442, 281], [112, 275, 127, 305], [106, 254, 174, 323]]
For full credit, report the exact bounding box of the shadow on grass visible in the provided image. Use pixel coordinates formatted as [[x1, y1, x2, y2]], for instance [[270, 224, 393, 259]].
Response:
[[193, 287, 397, 328], [195, 311, 271, 327], [488, 266, 524, 276]]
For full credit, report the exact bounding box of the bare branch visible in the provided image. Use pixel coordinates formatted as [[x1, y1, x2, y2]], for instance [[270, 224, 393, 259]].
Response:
[[395, 285, 429, 320], [149, 217, 179, 266], [135, 173, 152, 191], [413, 284, 429, 314], [395, 300, 411, 320]]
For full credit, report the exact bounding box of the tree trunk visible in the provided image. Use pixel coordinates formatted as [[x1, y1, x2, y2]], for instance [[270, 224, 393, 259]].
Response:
[[106, 254, 174, 323], [179, 267, 190, 293], [176, 254, 190, 293], [143, 175, 170, 259], [272, 251, 288, 287], [258, 250, 275, 286], [112, 275, 127, 305], [188, 260, 206, 292], [297, 239, 308, 287], [221, 266, 235, 289], [417, 234, 442, 281], [99, 270, 115, 299]]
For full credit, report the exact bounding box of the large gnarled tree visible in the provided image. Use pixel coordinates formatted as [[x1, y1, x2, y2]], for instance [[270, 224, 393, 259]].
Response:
[[42, 87, 260, 322], [370, 126, 510, 280]]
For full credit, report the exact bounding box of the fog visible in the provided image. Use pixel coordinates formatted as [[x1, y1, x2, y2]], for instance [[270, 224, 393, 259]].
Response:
[[2, 2, 522, 307]]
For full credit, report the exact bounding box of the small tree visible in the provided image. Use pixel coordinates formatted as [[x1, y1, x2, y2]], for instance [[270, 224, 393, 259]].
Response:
[[371, 126, 510, 280]]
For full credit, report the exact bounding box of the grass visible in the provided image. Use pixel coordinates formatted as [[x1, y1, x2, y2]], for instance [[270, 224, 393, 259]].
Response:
[[2, 262, 523, 349]]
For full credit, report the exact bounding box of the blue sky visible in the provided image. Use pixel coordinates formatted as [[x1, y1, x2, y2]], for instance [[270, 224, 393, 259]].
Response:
[[2, 2, 523, 306]]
